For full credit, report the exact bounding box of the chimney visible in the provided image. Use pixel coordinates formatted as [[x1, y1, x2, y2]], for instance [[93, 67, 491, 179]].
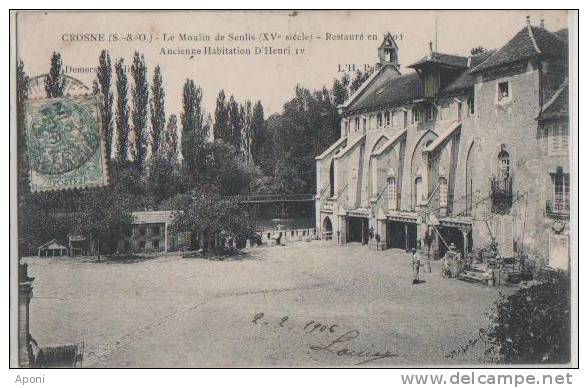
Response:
[[526, 16, 531, 26], [540, 19, 545, 28]]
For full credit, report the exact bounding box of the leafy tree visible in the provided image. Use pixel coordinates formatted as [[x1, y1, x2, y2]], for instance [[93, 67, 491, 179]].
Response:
[[470, 46, 488, 56], [147, 156, 180, 205], [241, 100, 253, 163], [180, 79, 205, 186], [97, 50, 114, 162], [213, 89, 230, 143], [131, 52, 149, 170], [150, 65, 165, 157], [170, 189, 254, 253], [228, 95, 242, 154], [115, 59, 130, 163], [349, 69, 372, 95], [162, 114, 178, 163], [73, 188, 133, 261], [250, 101, 266, 166], [44, 52, 65, 98]]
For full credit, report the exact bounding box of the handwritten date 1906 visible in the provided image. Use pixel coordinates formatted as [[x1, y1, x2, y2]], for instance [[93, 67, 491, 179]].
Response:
[[252, 312, 399, 365]]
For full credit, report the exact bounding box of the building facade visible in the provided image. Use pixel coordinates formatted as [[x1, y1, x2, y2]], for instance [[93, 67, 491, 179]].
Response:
[[316, 20, 570, 269]]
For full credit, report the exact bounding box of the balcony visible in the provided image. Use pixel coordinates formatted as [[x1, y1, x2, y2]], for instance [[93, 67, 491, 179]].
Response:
[[490, 177, 512, 213], [546, 199, 570, 218]]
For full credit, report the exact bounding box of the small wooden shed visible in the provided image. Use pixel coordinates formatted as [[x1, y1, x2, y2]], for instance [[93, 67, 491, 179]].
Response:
[[38, 239, 68, 257]]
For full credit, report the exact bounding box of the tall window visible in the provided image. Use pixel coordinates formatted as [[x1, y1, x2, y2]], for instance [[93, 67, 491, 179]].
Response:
[[497, 81, 510, 101], [377, 113, 383, 128], [384, 111, 391, 127], [415, 177, 424, 206], [425, 105, 434, 122], [354, 117, 360, 131], [468, 95, 475, 115], [439, 178, 448, 208], [362, 117, 367, 132], [412, 107, 420, 123], [548, 124, 569, 155], [387, 177, 397, 210], [498, 150, 510, 180], [552, 168, 570, 214]]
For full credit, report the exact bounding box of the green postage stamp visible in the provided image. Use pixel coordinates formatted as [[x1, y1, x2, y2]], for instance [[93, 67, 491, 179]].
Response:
[[24, 95, 108, 192]]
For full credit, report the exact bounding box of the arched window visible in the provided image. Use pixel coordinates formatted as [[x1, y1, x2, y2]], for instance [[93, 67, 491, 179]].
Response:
[[384, 111, 391, 127], [387, 177, 397, 210]]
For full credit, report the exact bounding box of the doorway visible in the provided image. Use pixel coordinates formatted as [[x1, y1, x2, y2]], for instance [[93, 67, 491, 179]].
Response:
[[348, 217, 369, 244]]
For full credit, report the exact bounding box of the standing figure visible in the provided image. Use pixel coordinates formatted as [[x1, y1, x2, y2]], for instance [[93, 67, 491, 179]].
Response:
[[411, 248, 421, 284]]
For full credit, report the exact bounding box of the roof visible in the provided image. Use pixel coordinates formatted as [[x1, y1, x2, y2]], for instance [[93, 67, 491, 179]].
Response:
[[554, 28, 568, 43], [371, 129, 407, 157], [39, 239, 67, 250], [423, 122, 462, 153], [333, 134, 366, 159], [132, 210, 175, 225], [408, 52, 468, 69], [537, 81, 568, 121], [316, 136, 347, 160], [441, 50, 495, 94], [346, 70, 423, 114], [472, 25, 567, 73]]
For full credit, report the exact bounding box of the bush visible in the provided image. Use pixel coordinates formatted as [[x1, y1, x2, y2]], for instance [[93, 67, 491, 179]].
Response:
[[450, 270, 571, 364]]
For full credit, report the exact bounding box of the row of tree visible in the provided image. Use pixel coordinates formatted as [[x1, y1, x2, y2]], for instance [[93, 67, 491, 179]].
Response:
[[17, 49, 371, 256]]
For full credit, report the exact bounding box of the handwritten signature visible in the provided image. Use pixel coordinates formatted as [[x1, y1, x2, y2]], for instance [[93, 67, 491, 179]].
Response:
[[252, 313, 399, 365]]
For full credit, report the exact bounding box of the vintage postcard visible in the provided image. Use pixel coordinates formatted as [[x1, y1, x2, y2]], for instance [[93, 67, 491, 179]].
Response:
[[10, 10, 577, 369]]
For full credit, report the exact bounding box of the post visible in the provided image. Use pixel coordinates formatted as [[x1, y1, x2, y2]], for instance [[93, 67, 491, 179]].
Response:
[[18, 263, 34, 367], [461, 229, 469, 259], [404, 223, 409, 252]]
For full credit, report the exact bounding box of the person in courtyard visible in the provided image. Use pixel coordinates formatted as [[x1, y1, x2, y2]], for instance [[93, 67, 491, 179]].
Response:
[[411, 247, 421, 284]]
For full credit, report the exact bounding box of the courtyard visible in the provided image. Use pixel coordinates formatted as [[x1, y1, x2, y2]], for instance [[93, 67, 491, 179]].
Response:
[[24, 241, 505, 367]]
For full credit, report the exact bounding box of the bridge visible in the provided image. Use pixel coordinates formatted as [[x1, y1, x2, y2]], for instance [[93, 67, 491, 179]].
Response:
[[221, 194, 315, 203]]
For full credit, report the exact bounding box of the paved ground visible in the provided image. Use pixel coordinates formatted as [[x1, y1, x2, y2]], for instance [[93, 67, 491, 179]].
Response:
[[25, 241, 506, 367]]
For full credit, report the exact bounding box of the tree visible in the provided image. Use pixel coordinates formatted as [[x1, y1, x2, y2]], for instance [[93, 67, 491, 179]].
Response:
[[170, 189, 254, 253], [241, 100, 253, 163], [150, 65, 166, 157], [349, 69, 372, 95], [250, 100, 266, 166], [162, 114, 178, 163], [213, 89, 230, 143], [470, 46, 488, 56], [97, 50, 114, 162], [73, 188, 133, 261], [44, 52, 65, 98], [228, 95, 242, 154], [180, 79, 205, 185], [115, 59, 130, 163], [131, 52, 149, 170]]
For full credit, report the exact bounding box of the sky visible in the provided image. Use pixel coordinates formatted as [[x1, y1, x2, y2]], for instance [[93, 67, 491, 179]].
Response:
[[15, 10, 569, 117]]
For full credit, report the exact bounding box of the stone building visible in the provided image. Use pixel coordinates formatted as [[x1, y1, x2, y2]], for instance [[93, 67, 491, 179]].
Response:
[[315, 19, 570, 269], [121, 210, 191, 253]]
